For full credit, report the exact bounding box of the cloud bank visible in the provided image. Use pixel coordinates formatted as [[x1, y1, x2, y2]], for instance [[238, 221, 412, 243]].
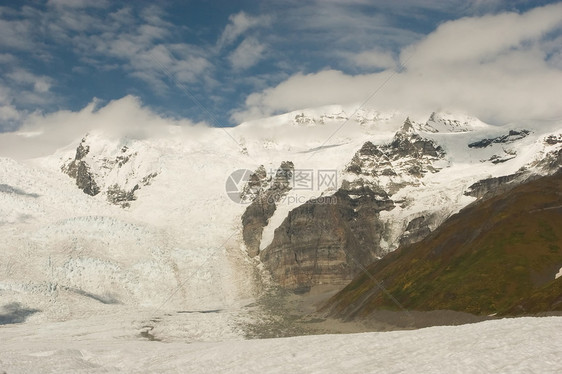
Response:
[[0, 1, 560, 161], [232, 3, 562, 125], [0, 96, 204, 160]]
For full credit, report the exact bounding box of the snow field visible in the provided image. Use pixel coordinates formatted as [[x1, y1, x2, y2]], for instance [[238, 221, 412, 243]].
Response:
[[0, 315, 560, 373]]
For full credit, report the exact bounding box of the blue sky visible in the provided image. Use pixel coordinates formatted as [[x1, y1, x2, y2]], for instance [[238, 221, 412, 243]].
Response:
[[1, 0, 561, 135]]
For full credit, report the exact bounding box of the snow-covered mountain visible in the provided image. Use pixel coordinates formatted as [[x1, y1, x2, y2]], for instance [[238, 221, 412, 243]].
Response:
[[1, 105, 561, 372], [236, 109, 562, 291], [4, 106, 562, 304]]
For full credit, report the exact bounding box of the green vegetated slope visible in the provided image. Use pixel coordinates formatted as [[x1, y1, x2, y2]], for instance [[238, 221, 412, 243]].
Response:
[[325, 173, 562, 318]]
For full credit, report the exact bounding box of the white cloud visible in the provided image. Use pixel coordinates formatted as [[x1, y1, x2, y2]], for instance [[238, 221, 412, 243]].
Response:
[[401, 3, 562, 69], [47, 0, 110, 9], [278, 2, 421, 52], [218, 12, 271, 48], [349, 49, 396, 70], [173, 55, 212, 83], [231, 70, 386, 122], [33, 80, 51, 93], [0, 104, 22, 122], [68, 7, 213, 93], [0, 18, 35, 50], [0, 53, 16, 64], [0, 96, 207, 159], [7, 69, 53, 93], [1, 69, 56, 112], [232, 3, 562, 125], [0, 3, 207, 98], [228, 37, 266, 70]]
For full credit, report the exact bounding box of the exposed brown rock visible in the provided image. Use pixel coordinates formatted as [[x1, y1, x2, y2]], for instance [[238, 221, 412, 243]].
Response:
[[260, 186, 394, 292]]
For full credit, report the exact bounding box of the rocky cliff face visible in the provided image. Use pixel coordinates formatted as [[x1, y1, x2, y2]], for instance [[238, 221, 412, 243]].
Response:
[[534, 146, 562, 173], [260, 187, 394, 291], [258, 119, 446, 291], [242, 162, 294, 257]]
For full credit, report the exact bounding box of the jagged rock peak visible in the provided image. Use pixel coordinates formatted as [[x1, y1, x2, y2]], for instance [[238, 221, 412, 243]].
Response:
[[358, 141, 383, 157], [398, 117, 415, 135], [240, 165, 268, 202], [390, 124, 445, 160], [420, 111, 489, 133], [75, 138, 90, 160], [61, 138, 99, 196]]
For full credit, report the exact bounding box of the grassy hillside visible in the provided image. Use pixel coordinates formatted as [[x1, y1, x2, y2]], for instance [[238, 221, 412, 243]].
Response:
[[324, 173, 562, 318]]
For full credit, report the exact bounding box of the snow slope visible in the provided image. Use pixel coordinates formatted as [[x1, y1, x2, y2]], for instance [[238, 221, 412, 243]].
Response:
[[0, 133, 260, 339], [0, 315, 560, 373]]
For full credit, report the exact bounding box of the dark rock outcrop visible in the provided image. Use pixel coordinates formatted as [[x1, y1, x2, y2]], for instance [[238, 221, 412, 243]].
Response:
[[75, 141, 90, 160], [107, 184, 139, 208], [534, 148, 562, 173], [399, 215, 439, 247], [468, 129, 530, 148], [240, 165, 268, 203], [242, 162, 294, 257], [544, 134, 562, 145], [62, 138, 100, 196], [75, 161, 100, 196], [464, 173, 524, 199], [487, 153, 517, 164]]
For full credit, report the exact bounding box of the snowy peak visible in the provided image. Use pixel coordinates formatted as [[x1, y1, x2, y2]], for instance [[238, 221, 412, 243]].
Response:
[[238, 105, 403, 131], [292, 111, 349, 126], [398, 117, 416, 134], [345, 121, 446, 195], [289, 107, 381, 128], [390, 118, 446, 162], [418, 111, 488, 133], [255, 110, 562, 292], [61, 134, 160, 207]]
